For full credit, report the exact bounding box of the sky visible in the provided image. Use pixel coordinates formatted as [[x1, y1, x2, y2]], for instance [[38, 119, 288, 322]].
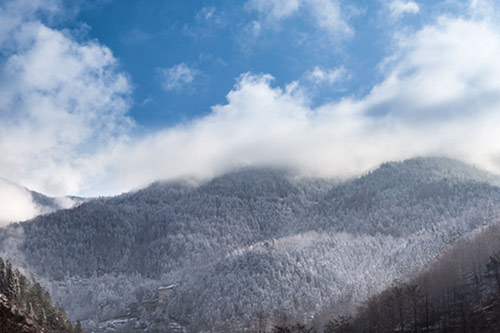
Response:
[[1, 0, 500, 208]]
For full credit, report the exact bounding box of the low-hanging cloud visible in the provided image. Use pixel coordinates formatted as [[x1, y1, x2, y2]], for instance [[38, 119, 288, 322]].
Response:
[[0, 179, 42, 226]]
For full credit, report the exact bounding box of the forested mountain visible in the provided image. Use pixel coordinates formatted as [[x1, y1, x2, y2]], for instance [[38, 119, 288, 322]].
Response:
[[279, 220, 500, 332], [30, 190, 81, 215], [1, 157, 500, 332], [347, 222, 500, 332]]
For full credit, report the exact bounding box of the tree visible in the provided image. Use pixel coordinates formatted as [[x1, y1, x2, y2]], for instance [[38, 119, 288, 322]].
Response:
[[5, 263, 20, 300], [75, 320, 84, 333]]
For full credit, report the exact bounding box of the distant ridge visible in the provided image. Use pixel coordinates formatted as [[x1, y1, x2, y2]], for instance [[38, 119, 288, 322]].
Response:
[[374, 156, 500, 184], [0, 178, 84, 225]]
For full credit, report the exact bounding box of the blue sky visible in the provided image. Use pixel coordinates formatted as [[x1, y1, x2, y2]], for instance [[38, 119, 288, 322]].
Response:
[[65, 0, 448, 128], [1, 0, 500, 204]]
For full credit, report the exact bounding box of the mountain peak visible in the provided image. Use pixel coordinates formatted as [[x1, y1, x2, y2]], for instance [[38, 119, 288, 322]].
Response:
[[373, 156, 498, 185], [198, 167, 299, 198]]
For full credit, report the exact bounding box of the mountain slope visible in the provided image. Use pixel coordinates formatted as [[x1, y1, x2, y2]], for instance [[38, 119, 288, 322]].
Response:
[[1, 157, 499, 331], [14, 169, 320, 279], [0, 293, 43, 333], [0, 257, 81, 333], [313, 157, 500, 236], [348, 222, 500, 332]]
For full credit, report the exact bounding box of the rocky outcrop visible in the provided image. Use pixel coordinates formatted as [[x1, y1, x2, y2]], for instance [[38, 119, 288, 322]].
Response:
[[0, 293, 44, 333]]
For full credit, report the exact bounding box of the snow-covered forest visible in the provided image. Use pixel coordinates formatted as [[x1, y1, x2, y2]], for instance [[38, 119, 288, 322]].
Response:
[[1, 157, 500, 332], [349, 223, 500, 332]]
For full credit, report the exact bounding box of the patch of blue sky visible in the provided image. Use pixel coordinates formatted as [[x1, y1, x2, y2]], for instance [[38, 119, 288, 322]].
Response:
[[60, 0, 457, 129]]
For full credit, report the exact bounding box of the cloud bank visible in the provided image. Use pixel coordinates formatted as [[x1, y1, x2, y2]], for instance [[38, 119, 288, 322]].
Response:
[[1, 0, 500, 206]]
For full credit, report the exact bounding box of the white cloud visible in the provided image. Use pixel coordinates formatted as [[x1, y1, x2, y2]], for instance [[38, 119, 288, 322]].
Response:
[[306, 66, 346, 84], [0, 0, 132, 196], [469, 0, 497, 20], [389, 0, 420, 18], [199, 6, 216, 21], [0, 179, 41, 226], [306, 0, 353, 37], [247, 20, 262, 37], [366, 17, 500, 120], [158, 63, 198, 91], [97, 16, 500, 192], [246, 0, 300, 20], [196, 6, 225, 26], [0, 0, 58, 44], [246, 0, 353, 39]]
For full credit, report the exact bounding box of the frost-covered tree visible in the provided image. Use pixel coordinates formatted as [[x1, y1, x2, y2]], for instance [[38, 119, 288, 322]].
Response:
[[1, 157, 500, 331]]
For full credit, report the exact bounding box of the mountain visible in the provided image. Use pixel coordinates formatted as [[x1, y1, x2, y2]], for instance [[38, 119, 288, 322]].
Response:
[[1, 157, 500, 332], [312, 157, 500, 236]]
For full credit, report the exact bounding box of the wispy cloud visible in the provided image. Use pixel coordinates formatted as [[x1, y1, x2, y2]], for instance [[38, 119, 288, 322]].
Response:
[[307, 0, 354, 38], [184, 6, 226, 40], [199, 6, 216, 21], [196, 6, 225, 24], [245, 20, 262, 38], [306, 66, 346, 85], [245, 0, 300, 20], [245, 0, 354, 40], [469, 0, 497, 19], [158, 63, 198, 92], [388, 0, 420, 19]]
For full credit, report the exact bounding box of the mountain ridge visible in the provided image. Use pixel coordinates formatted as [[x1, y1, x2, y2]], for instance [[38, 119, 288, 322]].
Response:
[[0, 177, 84, 226], [1, 156, 500, 331]]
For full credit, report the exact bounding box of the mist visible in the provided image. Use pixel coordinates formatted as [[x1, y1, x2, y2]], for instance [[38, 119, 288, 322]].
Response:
[[0, 179, 42, 226]]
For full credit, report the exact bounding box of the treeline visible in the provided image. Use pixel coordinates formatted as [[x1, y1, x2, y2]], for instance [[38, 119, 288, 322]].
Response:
[[0, 257, 82, 332]]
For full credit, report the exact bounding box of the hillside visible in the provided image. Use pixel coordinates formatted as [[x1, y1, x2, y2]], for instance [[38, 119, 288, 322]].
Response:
[[346, 221, 500, 332], [1, 157, 500, 331], [0, 257, 81, 333]]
